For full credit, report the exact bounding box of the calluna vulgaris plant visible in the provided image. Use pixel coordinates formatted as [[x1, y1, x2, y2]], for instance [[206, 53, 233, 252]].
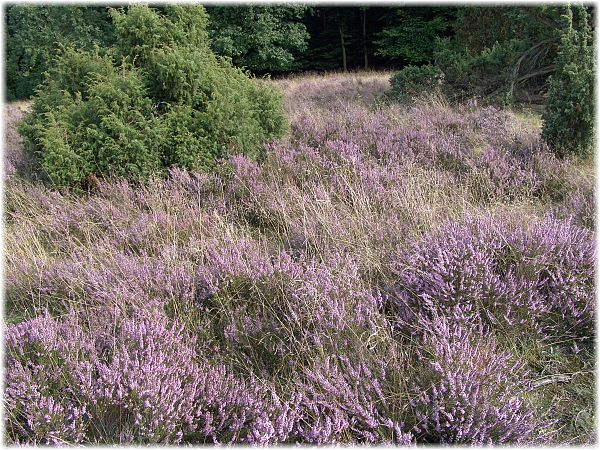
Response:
[[4, 308, 299, 445], [388, 213, 595, 342], [408, 313, 555, 444]]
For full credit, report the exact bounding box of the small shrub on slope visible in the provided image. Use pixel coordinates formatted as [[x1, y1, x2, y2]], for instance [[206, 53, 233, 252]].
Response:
[[19, 5, 287, 189], [20, 51, 160, 188], [387, 64, 444, 103]]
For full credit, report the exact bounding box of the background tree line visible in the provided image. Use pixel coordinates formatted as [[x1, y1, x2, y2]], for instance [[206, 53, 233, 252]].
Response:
[[4, 4, 594, 105]]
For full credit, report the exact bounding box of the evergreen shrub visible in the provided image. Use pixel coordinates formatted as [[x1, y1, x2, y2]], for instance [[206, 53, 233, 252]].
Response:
[[541, 6, 595, 157], [19, 5, 288, 189], [387, 64, 444, 102]]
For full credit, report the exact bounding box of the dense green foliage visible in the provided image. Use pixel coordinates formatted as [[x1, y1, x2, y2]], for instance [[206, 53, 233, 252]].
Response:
[[294, 7, 366, 72], [5, 5, 113, 100], [542, 6, 595, 157], [387, 64, 444, 102], [294, 7, 408, 72], [383, 6, 594, 105], [453, 7, 550, 54], [19, 5, 287, 189], [433, 7, 559, 102], [375, 8, 456, 63], [433, 37, 530, 101], [207, 6, 309, 73]]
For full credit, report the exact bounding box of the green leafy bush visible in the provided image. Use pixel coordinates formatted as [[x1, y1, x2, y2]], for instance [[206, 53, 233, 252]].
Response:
[[542, 6, 594, 157], [433, 37, 529, 101], [19, 5, 288, 189], [387, 64, 444, 102]]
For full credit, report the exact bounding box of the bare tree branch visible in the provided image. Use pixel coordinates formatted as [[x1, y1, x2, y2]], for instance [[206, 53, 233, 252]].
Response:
[[508, 38, 559, 98]]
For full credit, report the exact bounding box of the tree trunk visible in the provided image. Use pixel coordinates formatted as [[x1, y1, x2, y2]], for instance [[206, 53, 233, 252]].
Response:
[[339, 15, 347, 72], [362, 8, 368, 69]]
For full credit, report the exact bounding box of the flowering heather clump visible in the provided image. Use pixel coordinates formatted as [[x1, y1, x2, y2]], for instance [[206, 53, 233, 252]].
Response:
[[4, 308, 297, 445], [469, 145, 540, 201], [84, 313, 203, 443], [409, 314, 553, 444], [187, 367, 298, 445], [389, 213, 595, 341], [293, 354, 414, 444], [4, 314, 91, 445], [553, 189, 595, 229], [5, 310, 201, 444]]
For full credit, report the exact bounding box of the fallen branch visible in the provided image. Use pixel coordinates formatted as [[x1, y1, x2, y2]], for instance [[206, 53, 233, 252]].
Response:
[[531, 373, 572, 389]]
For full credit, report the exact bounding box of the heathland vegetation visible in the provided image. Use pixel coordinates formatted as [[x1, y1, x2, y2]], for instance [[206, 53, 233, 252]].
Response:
[[2, 4, 596, 445]]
